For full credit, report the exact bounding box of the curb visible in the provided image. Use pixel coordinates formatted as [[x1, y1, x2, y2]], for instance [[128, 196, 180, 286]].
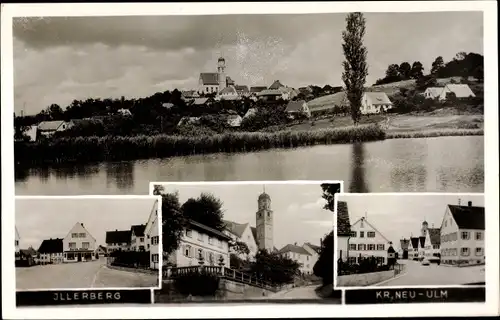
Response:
[[371, 271, 408, 287]]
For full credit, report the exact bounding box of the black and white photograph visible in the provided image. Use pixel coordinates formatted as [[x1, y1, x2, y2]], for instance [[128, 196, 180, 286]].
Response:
[[335, 193, 485, 288], [15, 196, 161, 291], [150, 182, 341, 303], [12, 11, 485, 196]]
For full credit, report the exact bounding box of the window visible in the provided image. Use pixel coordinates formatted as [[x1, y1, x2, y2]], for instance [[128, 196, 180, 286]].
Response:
[[461, 247, 470, 256], [461, 231, 470, 240], [475, 232, 483, 240], [433, 245, 439, 249], [208, 237, 213, 245], [186, 229, 192, 238], [218, 239, 223, 248], [72, 233, 78, 238], [367, 244, 375, 251], [198, 249, 204, 260], [209, 252, 214, 264], [360, 231, 365, 238], [152, 236, 159, 245], [15, 240, 19, 246], [152, 254, 159, 262], [306, 256, 309, 261], [349, 244, 357, 250], [351, 231, 357, 237], [377, 244, 385, 251], [79, 233, 86, 238], [82, 242, 89, 249], [357, 244, 365, 250], [475, 248, 483, 256], [69, 242, 76, 250], [367, 231, 375, 238], [198, 232, 203, 241]]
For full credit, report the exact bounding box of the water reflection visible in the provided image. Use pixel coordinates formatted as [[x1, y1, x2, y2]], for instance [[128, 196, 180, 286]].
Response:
[[349, 143, 369, 193], [105, 162, 135, 191]]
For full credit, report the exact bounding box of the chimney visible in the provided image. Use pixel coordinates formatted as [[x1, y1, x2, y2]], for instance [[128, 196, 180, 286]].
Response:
[[81, 223, 84, 227], [468, 201, 472, 207], [115, 229, 118, 231]]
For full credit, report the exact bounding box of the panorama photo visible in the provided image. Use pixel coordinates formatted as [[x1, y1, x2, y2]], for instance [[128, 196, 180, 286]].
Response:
[[13, 12, 484, 195]]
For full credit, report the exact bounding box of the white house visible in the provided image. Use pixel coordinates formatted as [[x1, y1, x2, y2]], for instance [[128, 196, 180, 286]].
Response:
[[145, 199, 160, 269], [226, 114, 243, 127], [130, 224, 146, 252], [360, 92, 393, 115], [257, 89, 286, 101], [219, 86, 240, 101], [95, 245, 107, 257], [408, 237, 420, 260], [117, 108, 132, 116], [347, 216, 391, 265], [37, 120, 73, 138], [243, 108, 258, 119], [106, 230, 132, 253], [278, 243, 316, 275], [15, 226, 21, 261], [38, 238, 64, 264], [223, 219, 258, 260], [336, 201, 351, 262], [424, 227, 441, 262], [63, 222, 97, 263], [166, 220, 231, 267], [438, 84, 476, 101], [285, 100, 311, 119], [417, 236, 426, 261], [423, 87, 444, 99], [440, 201, 485, 266], [177, 116, 201, 127]]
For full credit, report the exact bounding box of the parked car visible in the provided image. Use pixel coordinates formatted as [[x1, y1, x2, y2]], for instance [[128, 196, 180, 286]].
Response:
[[421, 259, 430, 266]]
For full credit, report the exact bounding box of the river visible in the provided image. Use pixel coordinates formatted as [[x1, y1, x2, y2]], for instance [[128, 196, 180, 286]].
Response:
[[14, 136, 484, 195]]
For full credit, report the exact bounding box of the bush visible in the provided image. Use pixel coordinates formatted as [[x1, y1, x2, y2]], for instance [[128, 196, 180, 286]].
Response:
[[173, 270, 220, 296], [110, 250, 150, 268]]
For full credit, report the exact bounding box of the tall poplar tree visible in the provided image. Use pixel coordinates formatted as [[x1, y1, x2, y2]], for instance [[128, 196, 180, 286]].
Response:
[[341, 12, 368, 125]]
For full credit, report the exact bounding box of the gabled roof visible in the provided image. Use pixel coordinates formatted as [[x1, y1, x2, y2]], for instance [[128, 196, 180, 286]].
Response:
[[234, 85, 249, 93], [243, 108, 258, 118], [410, 237, 419, 249], [257, 89, 283, 96], [250, 86, 267, 93], [336, 201, 351, 236], [193, 98, 209, 105], [20, 246, 37, 256], [400, 239, 410, 250], [269, 80, 285, 90], [131, 224, 146, 237], [106, 230, 131, 244], [38, 120, 65, 131], [199, 73, 219, 85], [447, 204, 485, 230], [97, 245, 108, 253], [304, 242, 321, 254], [38, 238, 63, 253], [220, 86, 237, 95], [444, 84, 475, 98], [428, 228, 441, 245], [278, 244, 312, 256], [65, 222, 96, 242], [188, 219, 232, 241], [419, 236, 426, 247], [223, 219, 248, 238], [364, 92, 392, 105], [226, 76, 235, 85], [250, 227, 258, 247], [424, 87, 444, 95], [285, 100, 307, 113], [351, 217, 390, 242]]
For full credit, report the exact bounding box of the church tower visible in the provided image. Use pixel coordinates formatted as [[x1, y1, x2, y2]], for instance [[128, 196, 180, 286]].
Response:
[[256, 188, 273, 251], [421, 220, 428, 237], [217, 57, 227, 92]]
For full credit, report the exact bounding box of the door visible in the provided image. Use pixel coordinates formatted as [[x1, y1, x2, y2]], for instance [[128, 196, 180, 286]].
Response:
[[77, 253, 82, 262]]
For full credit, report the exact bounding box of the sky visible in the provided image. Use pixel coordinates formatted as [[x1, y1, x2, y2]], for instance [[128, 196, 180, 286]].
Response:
[[15, 197, 158, 249], [158, 183, 335, 250], [12, 11, 483, 115], [338, 194, 485, 248]]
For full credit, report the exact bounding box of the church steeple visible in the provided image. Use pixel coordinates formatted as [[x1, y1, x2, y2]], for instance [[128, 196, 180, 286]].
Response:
[[256, 186, 273, 251]]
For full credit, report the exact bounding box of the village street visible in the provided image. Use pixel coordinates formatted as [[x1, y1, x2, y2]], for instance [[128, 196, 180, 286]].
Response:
[[264, 284, 341, 302], [375, 260, 485, 287], [16, 257, 158, 290]]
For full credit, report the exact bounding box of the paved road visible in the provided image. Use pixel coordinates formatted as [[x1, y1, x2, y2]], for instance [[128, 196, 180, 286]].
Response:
[[266, 285, 322, 300], [376, 260, 485, 287], [16, 258, 158, 290]]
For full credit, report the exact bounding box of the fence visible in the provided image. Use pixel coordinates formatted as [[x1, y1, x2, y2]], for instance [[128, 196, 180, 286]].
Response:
[[163, 265, 279, 291]]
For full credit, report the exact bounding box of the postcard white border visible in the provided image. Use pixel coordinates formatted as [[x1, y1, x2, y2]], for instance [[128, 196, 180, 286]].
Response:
[[332, 193, 490, 291], [2, 1, 498, 319], [12, 196, 163, 292]]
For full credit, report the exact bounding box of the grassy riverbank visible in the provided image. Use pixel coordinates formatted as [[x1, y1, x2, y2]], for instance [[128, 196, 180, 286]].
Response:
[[16, 124, 386, 167]]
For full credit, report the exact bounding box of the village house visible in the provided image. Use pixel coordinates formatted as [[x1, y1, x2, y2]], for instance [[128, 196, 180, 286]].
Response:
[[360, 92, 393, 115], [278, 243, 316, 275], [257, 89, 286, 102], [408, 236, 420, 260], [166, 219, 231, 267], [249, 86, 268, 96], [418, 235, 426, 261], [95, 245, 108, 257], [181, 90, 200, 101], [63, 222, 97, 263], [15, 226, 20, 261], [347, 216, 391, 265], [177, 116, 201, 127], [243, 108, 258, 119], [198, 57, 235, 94], [399, 238, 410, 259], [219, 86, 241, 101], [38, 238, 64, 264], [285, 100, 311, 119], [18, 247, 38, 266], [440, 201, 485, 266], [234, 85, 250, 97], [106, 229, 132, 253], [336, 201, 352, 262], [303, 242, 321, 256], [438, 84, 476, 101], [223, 219, 258, 260], [226, 114, 243, 127], [130, 224, 146, 252], [117, 108, 132, 117], [191, 97, 213, 107], [37, 120, 73, 138], [145, 199, 160, 270], [423, 87, 444, 99]]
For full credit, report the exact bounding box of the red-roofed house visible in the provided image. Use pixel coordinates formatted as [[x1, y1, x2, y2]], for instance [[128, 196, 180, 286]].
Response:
[[440, 201, 485, 266]]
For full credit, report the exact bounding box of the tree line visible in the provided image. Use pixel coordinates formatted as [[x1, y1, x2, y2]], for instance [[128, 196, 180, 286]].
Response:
[[375, 52, 484, 86]]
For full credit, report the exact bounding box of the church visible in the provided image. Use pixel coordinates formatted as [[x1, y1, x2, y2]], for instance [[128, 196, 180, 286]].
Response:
[[198, 57, 235, 95]]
